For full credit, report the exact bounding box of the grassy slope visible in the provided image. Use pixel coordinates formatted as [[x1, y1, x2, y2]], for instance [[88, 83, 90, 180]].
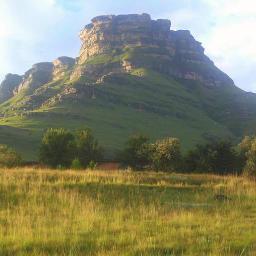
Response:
[[182, 80, 256, 137], [0, 69, 233, 160], [0, 168, 255, 255]]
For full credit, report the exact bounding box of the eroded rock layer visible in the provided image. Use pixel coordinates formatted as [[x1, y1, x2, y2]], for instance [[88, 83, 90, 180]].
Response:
[[76, 14, 234, 87]]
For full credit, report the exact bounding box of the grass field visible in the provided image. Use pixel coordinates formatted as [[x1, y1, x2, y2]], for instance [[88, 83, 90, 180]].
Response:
[[0, 168, 255, 255]]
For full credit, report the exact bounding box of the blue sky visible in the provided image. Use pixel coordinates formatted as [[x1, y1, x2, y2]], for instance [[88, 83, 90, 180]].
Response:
[[0, 0, 255, 92]]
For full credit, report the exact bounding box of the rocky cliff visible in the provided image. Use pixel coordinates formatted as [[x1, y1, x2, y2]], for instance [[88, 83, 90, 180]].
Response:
[[74, 13, 234, 87], [78, 13, 173, 63], [0, 74, 22, 103]]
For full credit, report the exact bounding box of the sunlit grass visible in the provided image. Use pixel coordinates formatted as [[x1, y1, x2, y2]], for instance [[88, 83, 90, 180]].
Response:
[[0, 168, 255, 255]]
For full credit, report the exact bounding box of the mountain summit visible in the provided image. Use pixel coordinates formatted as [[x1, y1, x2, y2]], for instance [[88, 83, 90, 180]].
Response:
[[0, 14, 255, 159]]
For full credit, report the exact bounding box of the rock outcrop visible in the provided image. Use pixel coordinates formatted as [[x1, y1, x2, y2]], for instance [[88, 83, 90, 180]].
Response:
[[78, 13, 174, 64], [76, 13, 234, 87], [0, 74, 22, 103], [53, 56, 75, 81], [16, 62, 54, 94]]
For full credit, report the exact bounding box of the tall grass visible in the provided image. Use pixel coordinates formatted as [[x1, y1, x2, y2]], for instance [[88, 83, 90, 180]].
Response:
[[0, 168, 255, 255]]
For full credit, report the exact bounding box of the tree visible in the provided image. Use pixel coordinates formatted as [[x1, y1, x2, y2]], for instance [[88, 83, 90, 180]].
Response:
[[39, 128, 75, 168], [243, 138, 256, 177], [75, 129, 103, 167], [184, 141, 239, 174], [237, 136, 255, 170], [151, 137, 181, 171], [121, 134, 151, 170], [0, 144, 22, 168]]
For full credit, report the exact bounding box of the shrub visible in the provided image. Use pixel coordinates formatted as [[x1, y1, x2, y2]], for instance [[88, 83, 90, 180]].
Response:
[[237, 136, 255, 171], [184, 141, 239, 174], [151, 137, 181, 171], [39, 128, 76, 168], [0, 144, 22, 168], [121, 134, 151, 170], [75, 129, 103, 167], [87, 161, 97, 170], [71, 158, 83, 170], [242, 139, 256, 177]]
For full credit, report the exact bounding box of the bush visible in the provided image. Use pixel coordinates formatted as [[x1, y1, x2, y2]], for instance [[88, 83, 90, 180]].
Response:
[[184, 141, 239, 174], [71, 158, 83, 170], [151, 137, 181, 171], [87, 161, 97, 170], [241, 138, 256, 177], [237, 136, 255, 173], [121, 134, 151, 170], [39, 128, 76, 168], [0, 144, 22, 168], [75, 129, 103, 167]]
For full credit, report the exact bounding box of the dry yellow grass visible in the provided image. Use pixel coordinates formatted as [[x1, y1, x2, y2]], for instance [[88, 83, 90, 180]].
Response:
[[0, 168, 255, 255]]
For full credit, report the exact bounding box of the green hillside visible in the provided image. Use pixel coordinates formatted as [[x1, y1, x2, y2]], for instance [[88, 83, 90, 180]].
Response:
[[0, 69, 237, 160]]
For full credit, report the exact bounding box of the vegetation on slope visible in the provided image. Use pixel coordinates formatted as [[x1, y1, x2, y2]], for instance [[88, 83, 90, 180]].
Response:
[[0, 69, 234, 160]]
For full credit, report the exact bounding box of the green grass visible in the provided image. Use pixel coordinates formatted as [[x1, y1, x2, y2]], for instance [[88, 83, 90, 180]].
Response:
[[0, 168, 255, 255]]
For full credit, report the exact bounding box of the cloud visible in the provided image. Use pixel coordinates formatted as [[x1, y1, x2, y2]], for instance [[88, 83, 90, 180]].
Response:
[[0, 0, 74, 80], [199, 0, 256, 92]]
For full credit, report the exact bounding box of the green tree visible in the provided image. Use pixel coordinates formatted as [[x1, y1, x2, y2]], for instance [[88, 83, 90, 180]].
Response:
[[237, 136, 255, 170], [75, 129, 103, 167], [39, 128, 75, 168], [184, 141, 239, 174], [151, 137, 181, 171], [242, 137, 256, 177], [121, 134, 151, 170], [0, 144, 22, 168], [71, 158, 83, 170]]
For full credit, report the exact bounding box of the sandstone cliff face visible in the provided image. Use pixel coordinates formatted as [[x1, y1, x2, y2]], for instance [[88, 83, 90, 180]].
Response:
[[76, 13, 234, 87], [0, 74, 22, 103], [16, 62, 54, 94], [53, 56, 75, 81], [78, 13, 174, 64]]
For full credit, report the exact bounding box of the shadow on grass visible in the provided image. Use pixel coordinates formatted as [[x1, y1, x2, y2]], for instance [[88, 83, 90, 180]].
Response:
[[62, 182, 213, 208]]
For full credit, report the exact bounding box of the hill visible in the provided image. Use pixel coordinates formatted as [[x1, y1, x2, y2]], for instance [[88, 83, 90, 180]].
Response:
[[0, 13, 256, 160]]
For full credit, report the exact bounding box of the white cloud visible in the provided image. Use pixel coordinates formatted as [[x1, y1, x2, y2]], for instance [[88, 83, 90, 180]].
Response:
[[202, 0, 256, 17], [0, 0, 67, 80], [199, 0, 256, 92]]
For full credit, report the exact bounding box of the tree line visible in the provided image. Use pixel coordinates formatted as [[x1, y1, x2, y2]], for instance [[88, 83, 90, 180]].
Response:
[[0, 128, 256, 177]]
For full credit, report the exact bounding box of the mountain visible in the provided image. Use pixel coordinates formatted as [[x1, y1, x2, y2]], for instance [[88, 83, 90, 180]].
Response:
[[0, 13, 256, 160]]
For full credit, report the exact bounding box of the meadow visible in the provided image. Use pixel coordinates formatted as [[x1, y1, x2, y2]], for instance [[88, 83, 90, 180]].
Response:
[[0, 168, 255, 255]]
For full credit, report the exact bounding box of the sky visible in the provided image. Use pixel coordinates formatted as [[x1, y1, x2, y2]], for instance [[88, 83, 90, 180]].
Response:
[[0, 0, 255, 92]]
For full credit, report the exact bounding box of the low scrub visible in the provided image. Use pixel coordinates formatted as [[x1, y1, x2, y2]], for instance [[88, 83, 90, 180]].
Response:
[[0, 144, 22, 168]]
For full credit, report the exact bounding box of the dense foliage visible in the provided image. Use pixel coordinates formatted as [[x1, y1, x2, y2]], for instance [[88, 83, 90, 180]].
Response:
[[239, 136, 256, 177], [120, 136, 256, 175], [151, 138, 181, 171], [120, 136, 181, 171], [121, 134, 151, 170], [39, 128, 75, 168], [184, 141, 240, 175], [75, 129, 103, 167], [39, 128, 103, 168], [3, 125, 256, 176], [0, 144, 22, 168]]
